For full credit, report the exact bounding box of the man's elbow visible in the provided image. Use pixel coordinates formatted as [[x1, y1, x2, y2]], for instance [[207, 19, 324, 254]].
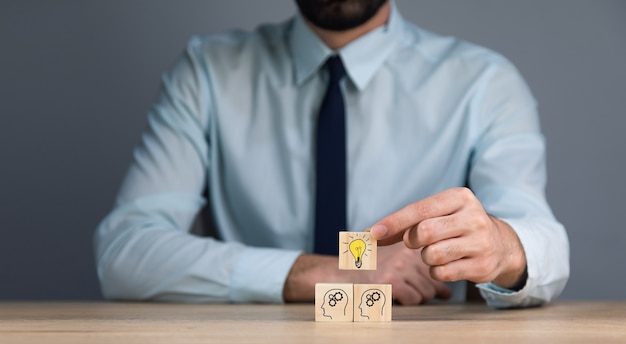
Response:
[[96, 260, 155, 301]]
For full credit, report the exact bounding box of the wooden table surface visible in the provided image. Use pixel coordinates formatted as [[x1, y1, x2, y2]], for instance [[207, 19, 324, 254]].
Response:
[[1, 301, 625, 343]]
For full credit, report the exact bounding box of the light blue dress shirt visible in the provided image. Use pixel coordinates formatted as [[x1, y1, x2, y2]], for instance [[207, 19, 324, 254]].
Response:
[[94, 2, 569, 307]]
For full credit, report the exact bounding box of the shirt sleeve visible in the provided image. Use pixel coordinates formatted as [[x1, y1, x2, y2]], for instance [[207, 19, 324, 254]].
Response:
[[93, 37, 301, 303], [467, 59, 570, 308]]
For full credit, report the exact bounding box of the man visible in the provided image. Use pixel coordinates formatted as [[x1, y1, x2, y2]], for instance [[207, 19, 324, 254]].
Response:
[[94, 0, 569, 308]]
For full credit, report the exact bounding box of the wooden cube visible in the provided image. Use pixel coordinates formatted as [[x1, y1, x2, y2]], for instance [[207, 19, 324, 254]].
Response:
[[353, 284, 392, 322], [338, 231, 377, 270], [315, 283, 354, 322]]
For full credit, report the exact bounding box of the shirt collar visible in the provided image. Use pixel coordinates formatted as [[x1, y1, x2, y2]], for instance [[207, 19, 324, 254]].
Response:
[[289, 0, 405, 91]]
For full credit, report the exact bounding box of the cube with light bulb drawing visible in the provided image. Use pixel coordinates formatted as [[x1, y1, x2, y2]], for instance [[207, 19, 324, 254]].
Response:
[[338, 231, 377, 270], [315, 231, 392, 322]]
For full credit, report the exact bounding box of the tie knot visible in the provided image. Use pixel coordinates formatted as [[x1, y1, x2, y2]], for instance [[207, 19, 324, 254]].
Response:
[[325, 55, 346, 84]]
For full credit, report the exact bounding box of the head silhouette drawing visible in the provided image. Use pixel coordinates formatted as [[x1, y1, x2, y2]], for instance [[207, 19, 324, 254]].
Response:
[[321, 288, 349, 319], [358, 288, 386, 319]]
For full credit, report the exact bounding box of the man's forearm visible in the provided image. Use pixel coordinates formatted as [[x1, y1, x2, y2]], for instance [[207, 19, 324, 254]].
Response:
[[283, 254, 340, 302]]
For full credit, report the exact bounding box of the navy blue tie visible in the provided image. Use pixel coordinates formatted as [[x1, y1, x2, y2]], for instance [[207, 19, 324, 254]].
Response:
[[314, 55, 347, 255]]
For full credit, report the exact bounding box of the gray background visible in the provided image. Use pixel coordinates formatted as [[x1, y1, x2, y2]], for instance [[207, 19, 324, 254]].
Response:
[[1, 0, 624, 300]]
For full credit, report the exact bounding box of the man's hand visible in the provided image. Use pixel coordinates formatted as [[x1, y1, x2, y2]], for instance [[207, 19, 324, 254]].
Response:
[[283, 242, 451, 305], [363, 243, 452, 304], [369, 187, 527, 289]]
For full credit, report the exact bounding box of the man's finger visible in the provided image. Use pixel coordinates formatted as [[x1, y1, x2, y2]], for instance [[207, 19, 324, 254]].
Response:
[[370, 187, 471, 241], [429, 256, 496, 284], [435, 282, 453, 300], [376, 231, 406, 246], [365, 226, 404, 246], [403, 214, 468, 249]]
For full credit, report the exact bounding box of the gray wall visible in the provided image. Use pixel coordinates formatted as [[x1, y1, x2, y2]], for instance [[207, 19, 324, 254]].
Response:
[[1, 0, 624, 300]]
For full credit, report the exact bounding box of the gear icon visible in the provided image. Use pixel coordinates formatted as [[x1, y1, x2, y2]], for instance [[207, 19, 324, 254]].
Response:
[[365, 291, 381, 307], [328, 291, 344, 307]]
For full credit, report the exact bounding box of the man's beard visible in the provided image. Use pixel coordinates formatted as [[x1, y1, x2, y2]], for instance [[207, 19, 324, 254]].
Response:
[[295, 0, 387, 31]]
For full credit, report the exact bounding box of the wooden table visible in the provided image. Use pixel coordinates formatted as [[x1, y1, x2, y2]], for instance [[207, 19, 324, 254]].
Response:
[[1, 301, 625, 343]]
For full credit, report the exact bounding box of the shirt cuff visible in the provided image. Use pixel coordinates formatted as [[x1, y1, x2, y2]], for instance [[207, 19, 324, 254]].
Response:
[[476, 282, 525, 308], [230, 246, 302, 303]]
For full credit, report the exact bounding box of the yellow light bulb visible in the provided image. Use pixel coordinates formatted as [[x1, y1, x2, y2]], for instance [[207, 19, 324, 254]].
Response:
[[349, 239, 366, 269]]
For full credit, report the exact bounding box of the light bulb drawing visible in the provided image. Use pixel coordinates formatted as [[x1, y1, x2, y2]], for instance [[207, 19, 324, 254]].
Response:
[[342, 233, 372, 269], [349, 239, 366, 268]]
